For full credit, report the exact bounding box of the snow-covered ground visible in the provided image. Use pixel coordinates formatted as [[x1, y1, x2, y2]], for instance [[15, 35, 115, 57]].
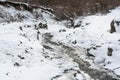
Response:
[[0, 20, 86, 80], [0, 3, 120, 80], [0, 4, 85, 80], [51, 7, 120, 76]]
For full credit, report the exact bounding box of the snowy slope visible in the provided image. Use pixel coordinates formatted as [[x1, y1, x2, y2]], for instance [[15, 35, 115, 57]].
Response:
[[51, 7, 120, 77], [0, 1, 120, 80], [0, 20, 86, 80], [0, 4, 85, 80]]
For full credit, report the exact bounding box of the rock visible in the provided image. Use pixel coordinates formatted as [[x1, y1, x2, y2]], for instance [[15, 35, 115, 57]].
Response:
[[110, 19, 116, 33], [107, 47, 113, 56], [110, 19, 120, 33], [115, 20, 120, 26], [65, 19, 74, 28], [37, 31, 40, 40], [19, 26, 23, 31], [59, 29, 66, 32], [17, 55, 25, 59], [94, 56, 106, 64], [39, 22, 48, 29], [35, 22, 48, 30], [14, 62, 21, 67], [74, 21, 82, 28], [72, 40, 77, 44], [42, 45, 53, 50]]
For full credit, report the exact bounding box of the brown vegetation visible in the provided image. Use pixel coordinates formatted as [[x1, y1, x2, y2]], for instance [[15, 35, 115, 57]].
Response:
[[8, 0, 120, 19]]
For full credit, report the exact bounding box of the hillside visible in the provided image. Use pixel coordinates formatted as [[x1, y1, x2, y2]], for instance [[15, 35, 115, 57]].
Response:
[[9, 0, 120, 20], [0, 1, 120, 80]]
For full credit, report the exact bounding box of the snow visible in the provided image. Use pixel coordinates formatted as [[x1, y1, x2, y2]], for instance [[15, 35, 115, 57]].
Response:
[[0, 2, 120, 80], [19, 63, 62, 80], [0, 21, 85, 80], [51, 6, 120, 76], [0, 5, 84, 79]]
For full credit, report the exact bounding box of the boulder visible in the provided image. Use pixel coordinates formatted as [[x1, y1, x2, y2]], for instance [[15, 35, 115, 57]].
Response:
[[107, 47, 113, 56], [110, 19, 120, 33], [110, 19, 116, 33]]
